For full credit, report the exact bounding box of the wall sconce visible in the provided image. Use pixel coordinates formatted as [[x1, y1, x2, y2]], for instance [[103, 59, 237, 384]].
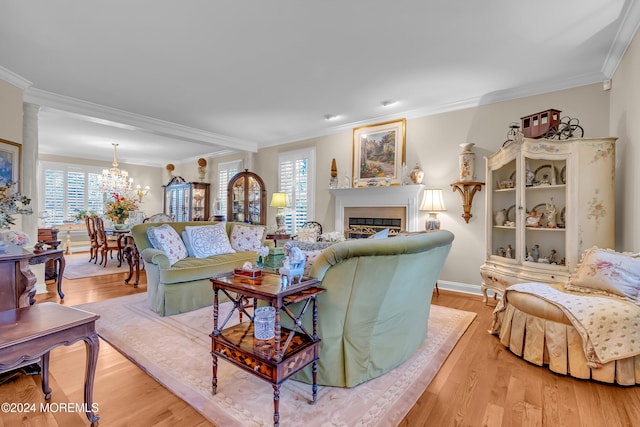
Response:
[[270, 192, 289, 233], [136, 185, 150, 203], [419, 189, 447, 231], [450, 181, 485, 223]]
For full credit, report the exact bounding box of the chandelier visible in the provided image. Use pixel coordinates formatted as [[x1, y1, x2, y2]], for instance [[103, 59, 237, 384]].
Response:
[[100, 143, 133, 194]]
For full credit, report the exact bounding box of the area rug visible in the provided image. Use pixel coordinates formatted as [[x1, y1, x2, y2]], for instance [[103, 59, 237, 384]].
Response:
[[63, 252, 130, 279], [77, 293, 476, 426]]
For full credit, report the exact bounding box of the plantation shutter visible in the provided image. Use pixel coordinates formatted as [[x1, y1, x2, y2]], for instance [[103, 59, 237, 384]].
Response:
[[40, 162, 106, 226], [278, 148, 315, 233], [217, 160, 243, 217], [43, 169, 65, 225]]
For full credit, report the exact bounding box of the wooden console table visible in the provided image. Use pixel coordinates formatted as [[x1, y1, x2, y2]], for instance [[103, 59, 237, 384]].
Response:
[[55, 223, 87, 254], [0, 242, 37, 311], [0, 303, 100, 423], [30, 246, 65, 300]]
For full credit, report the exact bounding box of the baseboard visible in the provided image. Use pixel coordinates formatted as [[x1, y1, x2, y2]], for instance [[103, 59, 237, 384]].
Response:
[[437, 280, 483, 296]]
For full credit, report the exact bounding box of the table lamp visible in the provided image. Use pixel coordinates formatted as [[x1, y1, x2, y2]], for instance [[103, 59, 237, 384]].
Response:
[[419, 189, 447, 231], [270, 192, 289, 233]]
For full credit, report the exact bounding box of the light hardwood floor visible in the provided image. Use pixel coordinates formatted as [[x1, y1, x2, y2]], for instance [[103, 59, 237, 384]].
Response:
[[1, 264, 639, 426]]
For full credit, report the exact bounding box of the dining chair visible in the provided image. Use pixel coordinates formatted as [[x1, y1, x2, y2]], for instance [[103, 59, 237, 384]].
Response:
[[84, 215, 98, 264], [94, 216, 120, 267], [143, 213, 174, 223]]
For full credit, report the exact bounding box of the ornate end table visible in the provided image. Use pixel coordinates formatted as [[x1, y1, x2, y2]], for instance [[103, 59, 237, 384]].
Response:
[[210, 272, 324, 427]]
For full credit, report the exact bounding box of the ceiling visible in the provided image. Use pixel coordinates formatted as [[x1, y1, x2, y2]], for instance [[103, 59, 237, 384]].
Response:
[[1, 0, 638, 167]]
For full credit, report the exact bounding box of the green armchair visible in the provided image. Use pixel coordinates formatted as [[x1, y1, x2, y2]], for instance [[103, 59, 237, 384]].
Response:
[[285, 230, 454, 387]]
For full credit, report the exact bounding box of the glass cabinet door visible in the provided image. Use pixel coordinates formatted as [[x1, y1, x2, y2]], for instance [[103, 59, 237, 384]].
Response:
[[490, 158, 517, 261], [522, 156, 566, 266], [163, 177, 210, 221], [227, 170, 266, 225]]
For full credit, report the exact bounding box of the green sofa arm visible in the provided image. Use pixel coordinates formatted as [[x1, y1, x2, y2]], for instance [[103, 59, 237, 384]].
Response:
[[141, 247, 172, 269]]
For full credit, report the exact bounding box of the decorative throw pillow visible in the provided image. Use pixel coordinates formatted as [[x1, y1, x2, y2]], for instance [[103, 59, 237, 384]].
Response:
[[229, 224, 266, 252], [185, 223, 235, 258], [181, 231, 196, 257], [147, 224, 188, 266], [369, 228, 390, 239], [566, 247, 640, 303]]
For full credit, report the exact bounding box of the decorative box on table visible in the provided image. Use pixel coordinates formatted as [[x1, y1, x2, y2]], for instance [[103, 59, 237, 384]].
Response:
[[234, 266, 262, 279], [263, 247, 285, 269]]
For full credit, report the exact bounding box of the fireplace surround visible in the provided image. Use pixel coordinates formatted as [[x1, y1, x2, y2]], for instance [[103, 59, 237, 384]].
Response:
[[329, 185, 425, 237]]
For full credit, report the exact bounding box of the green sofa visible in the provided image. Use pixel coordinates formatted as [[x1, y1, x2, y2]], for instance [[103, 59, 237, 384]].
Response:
[[131, 221, 267, 316], [285, 230, 454, 387]]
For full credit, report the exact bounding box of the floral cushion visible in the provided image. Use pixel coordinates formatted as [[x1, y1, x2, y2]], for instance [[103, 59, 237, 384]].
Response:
[[297, 227, 318, 243], [566, 247, 640, 303], [147, 224, 188, 266], [229, 224, 266, 252], [185, 223, 235, 258], [303, 249, 323, 276]]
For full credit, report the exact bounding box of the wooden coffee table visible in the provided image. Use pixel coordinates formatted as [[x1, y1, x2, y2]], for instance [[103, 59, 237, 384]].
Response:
[[210, 272, 324, 427], [0, 303, 100, 423]]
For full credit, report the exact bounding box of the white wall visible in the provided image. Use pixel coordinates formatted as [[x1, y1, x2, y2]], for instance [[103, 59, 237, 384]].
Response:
[[610, 27, 640, 252], [254, 83, 611, 288]]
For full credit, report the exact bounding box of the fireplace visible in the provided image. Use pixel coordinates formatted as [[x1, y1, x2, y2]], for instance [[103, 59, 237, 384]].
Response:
[[329, 185, 424, 237]]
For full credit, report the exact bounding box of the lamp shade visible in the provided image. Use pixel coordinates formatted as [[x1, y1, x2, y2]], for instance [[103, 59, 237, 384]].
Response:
[[270, 192, 289, 208], [419, 189, 446, 212]]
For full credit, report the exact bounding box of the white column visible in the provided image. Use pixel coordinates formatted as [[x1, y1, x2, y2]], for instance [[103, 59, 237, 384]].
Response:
[[22, 102, 39, 247]]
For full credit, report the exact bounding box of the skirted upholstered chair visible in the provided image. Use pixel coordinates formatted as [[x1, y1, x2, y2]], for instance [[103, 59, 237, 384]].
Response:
[[491, 246, 640, 385]]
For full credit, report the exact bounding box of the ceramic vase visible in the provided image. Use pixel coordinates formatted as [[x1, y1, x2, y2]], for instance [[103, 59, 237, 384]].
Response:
[[409, 163, 424, 184], [459, 143, 475, 182]]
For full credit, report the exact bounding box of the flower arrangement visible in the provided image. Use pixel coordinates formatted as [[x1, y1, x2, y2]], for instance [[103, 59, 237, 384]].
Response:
[[320, 231, 345, 243], [104, 192, 138, 223], [0, 182, 32, 230], [3, 230, 29, 246]]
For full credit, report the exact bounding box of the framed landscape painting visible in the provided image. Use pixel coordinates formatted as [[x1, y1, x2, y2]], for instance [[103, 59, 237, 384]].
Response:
[[0, 139, 21, 188], [352, 119, 405, 187]]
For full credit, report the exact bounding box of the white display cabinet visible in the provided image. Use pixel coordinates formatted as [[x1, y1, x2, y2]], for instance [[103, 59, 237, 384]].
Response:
[[480, 137, 616, 302]]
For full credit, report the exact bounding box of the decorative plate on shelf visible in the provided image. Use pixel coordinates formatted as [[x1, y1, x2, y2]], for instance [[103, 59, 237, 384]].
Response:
[[506, 204, 516, 222], [534, 164, 557, 185], [560, 165, 566, 184]]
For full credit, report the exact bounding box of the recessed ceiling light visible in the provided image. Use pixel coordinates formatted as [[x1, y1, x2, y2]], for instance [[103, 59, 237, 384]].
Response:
[[324, 114, 340, 121], [381, 100, 397, 107]]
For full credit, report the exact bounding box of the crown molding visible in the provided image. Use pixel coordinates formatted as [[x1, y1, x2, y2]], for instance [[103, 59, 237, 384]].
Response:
[[23, 87, 258, 152], [0, 66, 32, 89], [602, 0, 640, 78], [264, 72, 606, 149]]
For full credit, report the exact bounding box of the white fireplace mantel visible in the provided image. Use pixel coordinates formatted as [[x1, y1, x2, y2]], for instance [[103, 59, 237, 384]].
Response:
[[329, 185, 425, 234]]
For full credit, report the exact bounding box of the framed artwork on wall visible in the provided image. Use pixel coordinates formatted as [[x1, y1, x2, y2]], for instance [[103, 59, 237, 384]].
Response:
[[0, 139, 21, 189], [352, 119, 405, 187]]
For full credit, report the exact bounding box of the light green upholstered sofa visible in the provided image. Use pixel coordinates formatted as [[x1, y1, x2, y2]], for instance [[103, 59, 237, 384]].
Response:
[[131, 221, 267, 316], [283, 230, 454, 387]]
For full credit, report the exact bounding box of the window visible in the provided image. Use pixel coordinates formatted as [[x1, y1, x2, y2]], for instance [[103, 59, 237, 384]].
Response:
[[217, 160, 243, 217], [40, 161, 105, 226], [278, 148, 315, 233]]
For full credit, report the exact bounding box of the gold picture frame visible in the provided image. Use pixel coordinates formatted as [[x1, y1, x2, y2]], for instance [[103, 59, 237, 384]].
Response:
[[352, 119, 406, 187], [0, 139, 21, 190]]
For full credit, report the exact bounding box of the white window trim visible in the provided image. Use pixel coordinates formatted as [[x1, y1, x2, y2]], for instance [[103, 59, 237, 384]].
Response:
[[278, 147, 315, 233], [216, 159, 243, 217]]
